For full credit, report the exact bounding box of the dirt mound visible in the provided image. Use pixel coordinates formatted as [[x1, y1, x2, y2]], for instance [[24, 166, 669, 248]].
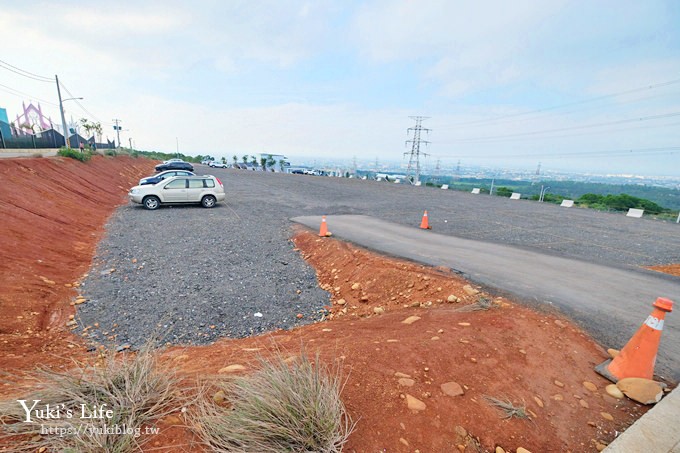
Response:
[[0, 155, 154, 374]]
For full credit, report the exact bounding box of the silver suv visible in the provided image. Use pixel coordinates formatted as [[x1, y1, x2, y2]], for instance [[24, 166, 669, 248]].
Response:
[[128, 175, 225, 210]]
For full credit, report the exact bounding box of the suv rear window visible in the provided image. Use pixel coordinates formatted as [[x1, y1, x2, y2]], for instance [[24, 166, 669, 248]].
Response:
[[203, 179, 215, 188], [188, 179, 204, 189]]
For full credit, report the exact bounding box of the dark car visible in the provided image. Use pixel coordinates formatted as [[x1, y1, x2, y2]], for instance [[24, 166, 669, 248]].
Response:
[[139, 170, 195, 186], [155, 161, 194, 172]]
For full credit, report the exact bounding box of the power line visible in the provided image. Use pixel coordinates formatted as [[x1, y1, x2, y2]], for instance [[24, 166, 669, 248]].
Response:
[[0, 82, 58, 106], [438, 77, 680, 129], [433, 146, 680, 160], [439, 111, 680, 144], [0, 59, 53, 82], [59, 81, 104, 124]]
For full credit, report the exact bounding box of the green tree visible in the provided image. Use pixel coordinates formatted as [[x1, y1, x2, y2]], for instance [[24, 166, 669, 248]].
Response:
[[233, 155, 238, 166], [260, 157, 268, 171], [266, 156, 276, 172], [242, 155, 249, 165], [251, 156, 258, 168], [495, 187, 513, 197]]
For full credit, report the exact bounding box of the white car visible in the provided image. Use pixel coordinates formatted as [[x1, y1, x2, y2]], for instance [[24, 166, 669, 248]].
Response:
[[209, 161, 228, 168], [128, 175, 225, 210]]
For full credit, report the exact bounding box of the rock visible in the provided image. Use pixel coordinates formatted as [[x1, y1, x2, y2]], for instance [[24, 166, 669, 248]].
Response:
[[579, 399, 589, 408], [553, 380, 564, 388], [617, 377, 663, 404], [398, 378, 415, 387], [336, 299, 346, 305], [587, 421, 597, 427], [395, 372, 411, 378], [173, 354, 189, 361], [519, 349, 527, 355], [554, 320, 566, 328], [463, 285, 478, 296], [457, 322, 471, 327], [495, 447, 506, 453], [399, 438, 409, 446], [605, 384, 624, 399], [296, 313, 304, 319], [430, 336, 440, 341], [360, 295, 369, 302], [533, 396, 544, 408], [351, 283, 361, 290], [517, 448, 532, 453], [552, 394, 563, 401], [607, 348, 620, 359], [405, 394, 426, 411], [402, 316, 421, 325], [213, 390, 226, 404], [218, 364, 246, 373], [441, 381, 464, 397], [595, 442, 607, 452], [583, 381, 597, 392], [454, 425, 467, 437], [447, 294, 459, 303], [600, 412, 614, 421], [373, 307, 385, 315]]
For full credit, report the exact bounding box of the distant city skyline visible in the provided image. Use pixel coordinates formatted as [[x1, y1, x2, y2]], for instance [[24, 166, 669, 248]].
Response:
[[1, 1, 679, 176]]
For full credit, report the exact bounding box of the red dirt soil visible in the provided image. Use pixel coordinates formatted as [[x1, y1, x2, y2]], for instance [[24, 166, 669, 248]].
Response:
[[0, 157, 654, 452], [647, 264, 680, 277]]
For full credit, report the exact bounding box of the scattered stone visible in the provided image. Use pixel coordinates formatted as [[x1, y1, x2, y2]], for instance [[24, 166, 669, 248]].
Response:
[[441, 381, 464, 397], [447, 295, 459, 303], [402, 316, 421, 325], [405, 394, 426, 411], [454, 425, 467, 437], [579, 399, 589, 408], [617, 377, 664, 404], [605, 384, 624, 400], [213, 390, 226, 404], [495, 447, 506, 453], [600, 412, 614, 421], [398, 378, 416, 387], [373, 307, 385, 315], [463, 285, 479, 296], [519, 349, 526, 355], [553, 380, 564, 388], [351, 283, 361, 290], [336, 299, 346, 305], [583, 381, 597, 392], [173, 354, 189, 361], [458, 322, 471, 327], [399, 438, 409, 447], [395, 372, 411, 378], [430, 336, 439, 341], [360, 295, 369, 302], [517, 448, 532, 453], [587, 421, 597, 427], [218, 364, 246, 373], [595, 442, 608, 452], [554, 320, 566, 328], [296, 313, 304, 319], [607, 348, 620, 359], [552, 394, 564, 401], [533, 396, 544, 408]]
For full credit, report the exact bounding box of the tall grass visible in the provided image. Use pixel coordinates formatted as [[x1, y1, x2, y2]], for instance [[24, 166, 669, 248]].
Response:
[[0, 344, 182, 452], [192, 351, 354, 453]]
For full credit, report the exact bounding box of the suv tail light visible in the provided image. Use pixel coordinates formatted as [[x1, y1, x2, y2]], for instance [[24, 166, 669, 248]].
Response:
[[216, 177, 223, 187]]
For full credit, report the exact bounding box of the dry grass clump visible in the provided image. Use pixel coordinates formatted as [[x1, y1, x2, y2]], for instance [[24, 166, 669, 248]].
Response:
[[0, 344, 182, 452], [483, 395, 530, 420], [193, 351, 354, 453]]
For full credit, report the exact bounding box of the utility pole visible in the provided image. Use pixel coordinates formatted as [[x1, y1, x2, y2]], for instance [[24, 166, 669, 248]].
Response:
[[112, 119, 122, 148], [56, 75, 69, 148], [352, 155, 357, 175], [129, 137, 133, 150], [455, 159, 461, 180], [404, 116, 431, 184], [433, 158, 441, 183]]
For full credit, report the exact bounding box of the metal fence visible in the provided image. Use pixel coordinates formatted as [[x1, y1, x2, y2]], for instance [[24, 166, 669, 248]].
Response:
[[0, 122, 114, 150]]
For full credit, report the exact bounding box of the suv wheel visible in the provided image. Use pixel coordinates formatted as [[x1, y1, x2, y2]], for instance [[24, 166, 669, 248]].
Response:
[[201, 195, 216, 208], [143, 196, 161, 210]]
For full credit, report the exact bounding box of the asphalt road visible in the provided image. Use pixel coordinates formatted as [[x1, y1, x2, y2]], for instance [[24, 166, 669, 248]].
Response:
[[292, 214, 680, 380]]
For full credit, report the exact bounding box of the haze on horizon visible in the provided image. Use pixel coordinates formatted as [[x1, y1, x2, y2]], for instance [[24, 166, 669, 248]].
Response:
[[1, 1, 679, 176]]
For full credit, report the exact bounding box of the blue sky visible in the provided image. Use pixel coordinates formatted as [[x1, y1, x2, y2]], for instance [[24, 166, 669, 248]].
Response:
[[1, 0, 679, 175]]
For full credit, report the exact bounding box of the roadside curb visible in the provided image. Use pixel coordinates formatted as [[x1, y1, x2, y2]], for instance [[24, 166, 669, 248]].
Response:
[[604, 386, 680, 452]]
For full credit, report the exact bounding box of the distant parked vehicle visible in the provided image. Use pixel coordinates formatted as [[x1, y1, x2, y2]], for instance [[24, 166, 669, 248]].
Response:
[[163, 158, 184, 164], [155, 161, 194, 172], [128, 175, 225, 210], [209, 161, 228, 168], [139, 170, 195, 186]]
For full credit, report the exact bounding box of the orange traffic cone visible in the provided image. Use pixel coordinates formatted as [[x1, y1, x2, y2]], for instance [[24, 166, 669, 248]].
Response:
[[420, 211, 432, 230], [318, 215, 330, 237], [595, 297, 673, 382]]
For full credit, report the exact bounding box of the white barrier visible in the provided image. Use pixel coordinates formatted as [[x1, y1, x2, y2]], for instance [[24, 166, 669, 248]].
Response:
[[560, 200, 574, 207], [441, 184, 449, 190], [471, 188, 480, 194], [510, 193, 521, 200], [627, 208, 644, 218], [415, 181, 422, 186], [376, 177, 382, 181]]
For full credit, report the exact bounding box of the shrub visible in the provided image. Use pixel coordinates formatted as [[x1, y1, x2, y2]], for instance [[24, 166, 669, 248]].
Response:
[[495, 187, 513, 197], [57, 147, 91, 162], [0, 344, 181, 452], [192, 351, 354, 453]]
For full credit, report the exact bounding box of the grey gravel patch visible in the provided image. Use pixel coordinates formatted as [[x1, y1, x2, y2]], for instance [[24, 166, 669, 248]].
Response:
[[76, 168, 680, 350]]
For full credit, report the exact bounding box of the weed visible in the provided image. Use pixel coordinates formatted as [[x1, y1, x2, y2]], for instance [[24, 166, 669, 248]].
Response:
[[483, 395, 529, 420], [57, 147, 91, 162], [0, 343, 182, 452], [192, 350, 355, 453], [455, 296, 495, 312]]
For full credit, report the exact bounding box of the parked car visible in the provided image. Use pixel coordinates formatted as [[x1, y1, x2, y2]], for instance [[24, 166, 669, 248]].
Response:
[[163, 158, 184, 164], [155, 161, 194, 172], [209, 161, 228, 168], [128, 175, 225, 210], [139, 170, 195, 186]]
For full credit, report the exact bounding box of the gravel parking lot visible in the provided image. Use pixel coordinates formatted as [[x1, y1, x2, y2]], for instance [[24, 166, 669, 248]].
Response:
[[77, 167, 680, 348]]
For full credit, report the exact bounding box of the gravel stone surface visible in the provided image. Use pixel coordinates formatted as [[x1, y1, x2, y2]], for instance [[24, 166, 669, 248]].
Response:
[[77, 167, 680, 349]]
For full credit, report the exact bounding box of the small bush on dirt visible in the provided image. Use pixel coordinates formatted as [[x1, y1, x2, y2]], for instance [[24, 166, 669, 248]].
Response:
[[193, 351, 354, 452], [105, 149, 117, 156], [30, 153, 43, 158], [483, 395, 529, 420], [57, 147, 91, 162], [0, 344, 181, 452]]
